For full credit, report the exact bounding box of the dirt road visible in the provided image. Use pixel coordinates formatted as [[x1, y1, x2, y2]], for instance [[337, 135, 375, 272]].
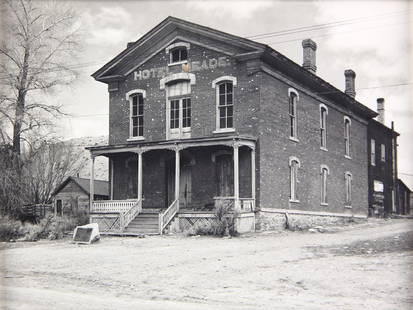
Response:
[[1, 219, 412, 310]]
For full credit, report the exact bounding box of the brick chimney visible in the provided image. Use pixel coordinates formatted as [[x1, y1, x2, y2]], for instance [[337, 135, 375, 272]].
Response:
[[344, 69, 356, 98], [302, 39, 317, 74], [377, 98, 385, 124]]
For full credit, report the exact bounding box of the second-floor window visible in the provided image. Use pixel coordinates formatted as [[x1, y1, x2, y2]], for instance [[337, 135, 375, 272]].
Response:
[[320, 105, 328, 149], [289, 89, 298, 139], [167, 81, 191, 139], [344, 117, 351, 157], [126, 89, 146, 140], [212, 76, 237, 132], [371, 139, 376, 166], [381, 144, 385, 162], [131, 94, 144, 137]]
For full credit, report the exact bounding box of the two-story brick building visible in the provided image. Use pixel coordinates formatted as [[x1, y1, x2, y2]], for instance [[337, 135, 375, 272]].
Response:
[[87, 17, 378, 234], [367, 99, 399, 217]]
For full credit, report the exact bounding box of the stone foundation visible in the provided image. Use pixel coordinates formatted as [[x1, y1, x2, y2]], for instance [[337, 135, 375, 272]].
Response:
[[257, 208, 367, 231]]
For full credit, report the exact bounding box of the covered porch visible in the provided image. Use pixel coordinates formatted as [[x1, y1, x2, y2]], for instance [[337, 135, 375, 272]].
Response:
[[86, 136, 256, 234]]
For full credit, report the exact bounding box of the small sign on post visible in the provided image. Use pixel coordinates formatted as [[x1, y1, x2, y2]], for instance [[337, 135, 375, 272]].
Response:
[[73, 223, 100, 244]]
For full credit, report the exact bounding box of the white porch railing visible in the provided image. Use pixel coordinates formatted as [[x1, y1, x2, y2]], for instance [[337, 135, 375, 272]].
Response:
[[214, 197, 255, 212], [120, 199, 142, 231], [92, 199, 138, 213], [90, 199, 142, 233], [240, 198, 255, 212], [159, 199, 179, 234]]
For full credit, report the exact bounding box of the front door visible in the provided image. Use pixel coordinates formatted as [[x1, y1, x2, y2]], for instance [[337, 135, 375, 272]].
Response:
[[216, 154, 234, 197], [165, 157, 192, 208]]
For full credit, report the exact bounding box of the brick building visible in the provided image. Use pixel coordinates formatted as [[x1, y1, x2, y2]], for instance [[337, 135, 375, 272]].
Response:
[[87, 17, 378, 234], [367, 99, 399, 217]]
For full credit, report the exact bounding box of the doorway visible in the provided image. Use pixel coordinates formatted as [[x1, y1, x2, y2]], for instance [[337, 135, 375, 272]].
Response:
[[215, 154, 234, 197], [165, 156, 192, 209]]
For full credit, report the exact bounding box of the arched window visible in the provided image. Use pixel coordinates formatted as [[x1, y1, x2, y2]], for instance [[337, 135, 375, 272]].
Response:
[[288, 88, 298, 140], [345, 172, 352, 207], [126, 89, 146, 140], [320, 165, 329, 205], [212, 76, 237, 132], [289, 157, 300, 202], [165, 42, 190, 65], [344, 116, 351, 157], [320, 104, 328, 149]]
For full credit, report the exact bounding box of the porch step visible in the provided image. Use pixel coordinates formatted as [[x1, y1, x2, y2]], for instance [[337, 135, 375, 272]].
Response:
[[124, 212, 160, 234]]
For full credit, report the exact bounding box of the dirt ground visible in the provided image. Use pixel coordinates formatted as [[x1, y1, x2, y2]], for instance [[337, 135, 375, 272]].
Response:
[[1, 218, 412, 310]]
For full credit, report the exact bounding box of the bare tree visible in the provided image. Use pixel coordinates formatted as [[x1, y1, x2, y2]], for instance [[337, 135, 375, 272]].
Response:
[[24, 139, 86, 205], [0, 0, 82, 155]]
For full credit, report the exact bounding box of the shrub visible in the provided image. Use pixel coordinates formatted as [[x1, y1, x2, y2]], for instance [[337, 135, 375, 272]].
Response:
[[0, 216, 26, 241], [185, 200, 238, 237]]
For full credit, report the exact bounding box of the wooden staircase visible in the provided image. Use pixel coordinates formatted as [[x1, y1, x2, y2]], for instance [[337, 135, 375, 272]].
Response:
[[123, 211, 160, 235]]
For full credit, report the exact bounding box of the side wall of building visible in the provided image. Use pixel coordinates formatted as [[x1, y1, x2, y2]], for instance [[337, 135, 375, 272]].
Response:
[[257, 69, 368, 217]]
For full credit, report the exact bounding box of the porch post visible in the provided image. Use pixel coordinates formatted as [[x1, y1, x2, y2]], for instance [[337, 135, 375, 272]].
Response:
[[251, 146, 256, 201], [137, 151, 143, 201], [110, 158, 114, 200], [89, 154, 95, 213], [175, 147, 180, 204], [233, 143, 240, 211]]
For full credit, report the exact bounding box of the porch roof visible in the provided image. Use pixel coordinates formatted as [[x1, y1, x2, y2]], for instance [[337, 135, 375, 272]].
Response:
[[86, 135, 256, 156]]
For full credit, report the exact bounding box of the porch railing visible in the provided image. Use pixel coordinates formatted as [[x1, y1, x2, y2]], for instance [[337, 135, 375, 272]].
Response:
[[90, 199, 142, 233], [240, 198, 255, 212], [120, 199, 142, 231], [92, 199, 138, 213], [214, 197, 255, 212], [159, 199, 179, 234]]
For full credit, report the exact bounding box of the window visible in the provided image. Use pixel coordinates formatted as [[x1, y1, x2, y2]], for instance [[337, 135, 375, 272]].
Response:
[[381, 144, 385, 162], [218, 82, 233, 129], [320, 105, 328, 149], [288, 89, 298, 139], [320, 165, 329, 204], [131, 94, 144, 137], [165, 42, 190, 65], [344, 117, 351, 157], [167, 81, 191, 139], [126, 89, 146, 140], [289, 157, 300, 202], [371, 139, 376, 166], [345, 172, 352, 207], [212, 76, 237, 132], [171, 47, 188, 63]]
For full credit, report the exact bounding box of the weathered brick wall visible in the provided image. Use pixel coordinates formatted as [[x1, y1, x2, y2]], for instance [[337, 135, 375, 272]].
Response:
[[257, 71, 369, 216], [108, 40, 260, 144]]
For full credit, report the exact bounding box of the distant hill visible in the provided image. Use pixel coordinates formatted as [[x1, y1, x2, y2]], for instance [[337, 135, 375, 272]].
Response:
[[67, 136, 109, 181]]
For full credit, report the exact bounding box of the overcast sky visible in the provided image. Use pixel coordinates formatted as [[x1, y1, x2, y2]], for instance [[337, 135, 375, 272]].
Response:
[[49, 0, 412, 188]]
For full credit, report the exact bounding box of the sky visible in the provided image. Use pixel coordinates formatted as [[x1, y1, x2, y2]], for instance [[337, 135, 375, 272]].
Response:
[[46, 0, 412, 188]]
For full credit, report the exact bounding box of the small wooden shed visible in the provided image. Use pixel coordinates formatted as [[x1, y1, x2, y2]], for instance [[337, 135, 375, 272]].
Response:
[[53, 177, 109, 216]]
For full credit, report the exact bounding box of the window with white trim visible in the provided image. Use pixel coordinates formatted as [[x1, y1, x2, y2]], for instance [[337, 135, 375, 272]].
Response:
[[165, 42, 190, 65], [218, 82, 233, 129], [345, 172, 352, 206], [167, 81, 191, 139], [289, 89, 298, 139], [320, 105, 328, 149], [126, 89, 146, 140], [289, 157, 300, 202], [171, 47, 187, 63], [321, 165, 329, 204], [381, 144, 385, 162], [371, 139, 376, 166], [344, 117, 351, 157]]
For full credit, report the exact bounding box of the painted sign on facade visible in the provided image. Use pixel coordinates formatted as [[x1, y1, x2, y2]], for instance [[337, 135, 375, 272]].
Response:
[[134, 56, 231, 81]]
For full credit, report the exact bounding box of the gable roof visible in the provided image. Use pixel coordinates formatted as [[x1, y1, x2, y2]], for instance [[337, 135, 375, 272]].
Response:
[[92, 16, 377, 120], [53, 176, 109, 197]]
